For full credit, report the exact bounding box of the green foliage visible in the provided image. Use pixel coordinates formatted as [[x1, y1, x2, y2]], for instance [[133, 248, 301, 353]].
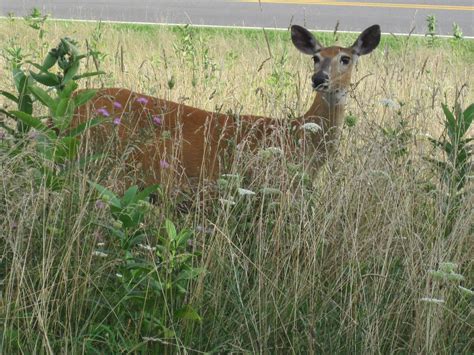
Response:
[[452, 23, 463, 40], [426, 101, 473, 236], [426, 15, 437, 46], [89, 182, 204, 349], [1, 37, 104, 190]]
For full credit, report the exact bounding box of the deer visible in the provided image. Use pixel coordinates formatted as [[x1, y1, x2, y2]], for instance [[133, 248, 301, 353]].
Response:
[[73, 24, 381, 187]]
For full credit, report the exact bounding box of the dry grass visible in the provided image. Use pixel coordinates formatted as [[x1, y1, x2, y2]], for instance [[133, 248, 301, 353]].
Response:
[[0, 18, 473, 353]]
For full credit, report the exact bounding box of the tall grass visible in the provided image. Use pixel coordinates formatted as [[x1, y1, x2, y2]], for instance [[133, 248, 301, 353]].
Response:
[[0, 18, 473, 353]]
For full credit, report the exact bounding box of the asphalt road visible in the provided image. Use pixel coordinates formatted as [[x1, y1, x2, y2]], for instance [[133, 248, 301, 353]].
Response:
[[1, 0, 473, 36]]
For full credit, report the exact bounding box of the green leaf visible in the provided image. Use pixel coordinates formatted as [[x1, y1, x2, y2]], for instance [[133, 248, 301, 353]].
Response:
[[442, 104, 456, 141], [461, 103, 474, 137], [18, 94, 33, 115], [73, 89, 97, 108], [63, 60, 80, 84], [41, 51, 59, 71], [58, 136, 79, 160], [0, 90, 18, 103], [136, 184, 161, 202], [9, 111, 56, 139], [30, 71, 60, 87], [59, 81, 79, 99], [176, 267, 205, 282], [89, 182, 121, 209], [28, 85, 55, 109], [122, 185, 139, 206], [66, 117, 104, 137], [72, 71, 105, 81], [175, 305, 202, 322], [165, 219, 177, 241]]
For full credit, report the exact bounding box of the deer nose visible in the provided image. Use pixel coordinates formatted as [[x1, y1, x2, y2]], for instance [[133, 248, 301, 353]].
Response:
[[312, 72, 329, 90]]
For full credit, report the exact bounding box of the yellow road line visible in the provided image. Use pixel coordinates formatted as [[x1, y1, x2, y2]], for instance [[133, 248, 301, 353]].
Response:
[[239, 0, 474, 11]]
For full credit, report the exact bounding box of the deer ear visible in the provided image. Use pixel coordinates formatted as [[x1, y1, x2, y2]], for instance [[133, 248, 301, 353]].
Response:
[[351, 25, 381, 55], [291, 25, 322, 55]]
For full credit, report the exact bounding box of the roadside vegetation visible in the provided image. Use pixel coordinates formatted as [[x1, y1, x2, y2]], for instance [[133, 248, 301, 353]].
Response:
[[0, 12, 472, 353]]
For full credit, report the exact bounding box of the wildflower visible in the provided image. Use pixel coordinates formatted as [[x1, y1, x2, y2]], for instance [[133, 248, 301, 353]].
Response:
[[152, 115, 162, 125], [28, 130, 39, 140], [420, 297, 444, 304], [221, 173, 240, 179], [113, 117, 121, 126], [458, 286, 474, 297], [92, 250, 108, 257], [219, 198, 236, 206], [139, 243, 156, 252], [0, 131, 5, 140], [301, 122, 322, 133], [95, 200, 106, 209], [238, 188, 256, 196], [97, 242, 105, 247], [116, 273, 123, 278], [113, 101, 123, 109], [439, 262, 457, 273], [136, 96, 148, 105], [96, 108, 110, 117], [380, 98, 400, 109], [160, 160, 170, 169]]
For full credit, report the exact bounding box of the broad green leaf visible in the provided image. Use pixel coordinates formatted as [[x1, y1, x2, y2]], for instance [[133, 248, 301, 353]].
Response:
[[18, 94, 33, 115], [176, 267, 206, 282], [175, 305, 202, 322], [122, 185, 139, 206], [30, 71, 60, 87], [59, 81, 79, 99], [59, 136, 79, 160], [442, 104, 456, 141], [89, 182, 121, 209], [63, 61, 80, 84], [10, 111, 56, 139], [73, 89, 97, 108], [461, 103, 474, 137], [136, 184, 161, 202], [41, 51, 58, 71], [165, 219, 177, 241], [28, 85, 55, 109]]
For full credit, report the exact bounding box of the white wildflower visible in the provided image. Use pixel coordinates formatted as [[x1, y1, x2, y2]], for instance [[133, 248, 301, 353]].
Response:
[[97, 242, 105, 247], [238, 188, 256, 196], [116, 273, 123, 278], [458, 286, 474, 297], [301, 122, 322, 133], [219, 198, 236, 206], [221, 173, 240, 179], [92, 250, 108, 258], [138, 243, 156, 252], [380, 98, 400, 109], [420, 297, 445, 304]]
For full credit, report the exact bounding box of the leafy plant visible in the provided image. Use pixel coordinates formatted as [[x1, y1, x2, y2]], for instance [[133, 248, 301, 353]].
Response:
[[426, 102, 473, 236], [426, 15, 437, 46], [90, 182, 204, 346], [452, 23, 463, 40], [1, 37, 104, 189]]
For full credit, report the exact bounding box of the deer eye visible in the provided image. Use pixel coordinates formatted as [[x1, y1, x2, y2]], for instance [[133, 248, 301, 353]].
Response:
[[340, 56, 351, 65], [313, 55, 320, 64]]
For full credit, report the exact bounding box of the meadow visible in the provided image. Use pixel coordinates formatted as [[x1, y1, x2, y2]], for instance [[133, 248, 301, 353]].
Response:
[[0, 14, 473, 354]]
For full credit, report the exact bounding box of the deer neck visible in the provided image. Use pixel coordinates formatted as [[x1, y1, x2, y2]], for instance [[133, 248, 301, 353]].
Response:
[[300, 90, 347, 164]]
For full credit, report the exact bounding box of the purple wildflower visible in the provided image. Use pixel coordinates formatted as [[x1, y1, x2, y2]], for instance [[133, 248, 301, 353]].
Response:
[[95, 200, 106, 209], [113, 101, 123, 109], [160, 160, 170, 169], [96, 108, 110, 117], [136, 97, 148, 105], [28, 131, 39, 140], [152, 115, 162, 125], [113, 117, 121, 126], [0, 131, 5, 140]]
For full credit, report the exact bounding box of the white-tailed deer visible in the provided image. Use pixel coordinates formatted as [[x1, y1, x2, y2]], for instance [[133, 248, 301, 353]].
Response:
[[73, 25, 380, 186]]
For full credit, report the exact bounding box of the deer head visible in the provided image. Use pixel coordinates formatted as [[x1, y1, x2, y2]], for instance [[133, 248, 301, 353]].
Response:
[[291, 24, 381, 98]]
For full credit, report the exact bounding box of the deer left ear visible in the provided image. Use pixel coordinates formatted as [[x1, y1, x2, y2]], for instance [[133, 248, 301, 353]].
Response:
[[351, 25, 381, 55]]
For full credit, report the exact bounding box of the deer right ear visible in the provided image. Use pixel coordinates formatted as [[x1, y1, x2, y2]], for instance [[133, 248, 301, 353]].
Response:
[[291, 25, 322, 55]]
